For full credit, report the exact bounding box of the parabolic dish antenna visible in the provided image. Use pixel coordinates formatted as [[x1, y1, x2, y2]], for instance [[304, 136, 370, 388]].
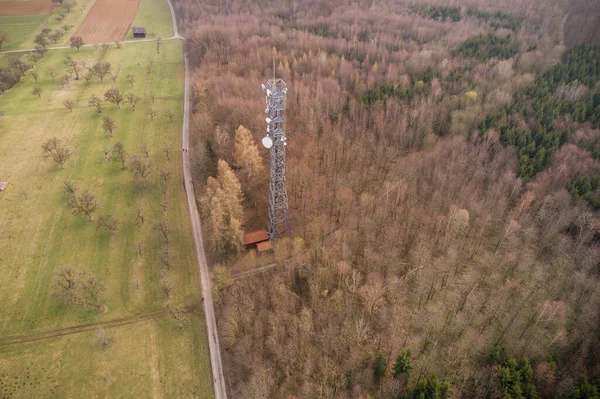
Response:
[[262, 136, 273, 149]]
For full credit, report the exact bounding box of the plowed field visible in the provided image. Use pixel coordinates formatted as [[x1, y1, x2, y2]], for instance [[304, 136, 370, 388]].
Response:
[[71, 0, 140, 43], [0, 0, 54, 16]]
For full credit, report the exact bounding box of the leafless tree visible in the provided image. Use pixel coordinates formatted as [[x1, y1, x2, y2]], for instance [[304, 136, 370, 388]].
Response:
[[126, 74, 135, 86], [52, 266, 81, 305], [46, 68, 57, 81], [63, 99, 74, 112], [104, 87, 124, 108], [88, 95, 103, 113], [91, 61, 111, 82], [64, 56, 81, 80], [42, 137, 71, 168], [129, 155, 151, 184], [70, 36, 84, 51], [0, 29, 11, 51], [62, 180, 77, 195], [164, 145, 171, 160], [167, 305, 187, 329], [31, 71, 39, 83], [67, 191, 98, 221], [126, 93, 140, 111], [153, 221, 170, 244], [32, 87, 42, 98], [111, 142, 127, 169], [136, 208, 145, 224], [146, 107, 157, 121], [165, 110, 174, 122], [97, 214, 119, 235]]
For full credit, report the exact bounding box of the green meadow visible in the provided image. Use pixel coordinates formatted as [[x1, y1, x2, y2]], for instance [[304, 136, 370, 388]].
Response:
[[0, 40, 213, 397]]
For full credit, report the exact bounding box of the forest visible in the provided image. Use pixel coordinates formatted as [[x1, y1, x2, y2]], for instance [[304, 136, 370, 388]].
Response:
[[172, 0, 600, 397]]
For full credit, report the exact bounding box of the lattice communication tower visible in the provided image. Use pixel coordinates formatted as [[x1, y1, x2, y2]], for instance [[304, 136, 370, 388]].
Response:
[[262, 77, 289, 239]]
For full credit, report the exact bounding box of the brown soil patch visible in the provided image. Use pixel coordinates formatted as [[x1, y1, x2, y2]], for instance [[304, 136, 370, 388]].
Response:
[[71, 0, 140, 44], [0, 0, 55, 16]]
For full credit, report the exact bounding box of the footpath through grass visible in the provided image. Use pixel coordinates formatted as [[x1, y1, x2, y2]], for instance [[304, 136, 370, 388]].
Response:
[[0, 40, 213, 397]]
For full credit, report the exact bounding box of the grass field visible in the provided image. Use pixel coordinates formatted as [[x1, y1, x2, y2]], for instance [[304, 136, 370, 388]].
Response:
[[0, 0, 97, 50], [126, 0, 174, 39], [0, 14, 47, 49], [0, 40, 213, 397]]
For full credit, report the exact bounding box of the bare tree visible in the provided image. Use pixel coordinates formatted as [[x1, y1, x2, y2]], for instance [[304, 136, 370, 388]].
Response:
[[126, 93, 140, 111], [46, 68, 57, 82], [64, 56, 81, 80], [11, 59, 30, 76], [97, 214, 119, 235], [91, 61, 111, 83], [104, 87, 124, 108], [70, 36, 84, 51], [153, 221, 170, 244], [165, 110, 174, 122], [111, 142, 127, 169], [126, 74, 135, 86], [81, 273, 105, 311], [149, 93, 155, 103], [42, 137, 71, 168], [0, 29, 11, 51], [136, 208, 145, 224], [67, 190, 98, 221], [63, 99, 74, 112], [115, 41, 122, 49], [161, 276, 173, 299], [32, 87, 42, 98], [146, 107, 157, 121], [163, 145, 171, 160], [31, 71, 39, 83], [52, 266, 81, 305], [62, 180, 77, 195], [167, 305, 187, 329], [102, 115, 117, 137], [129, 155, 151, 184], [88, 95, 104, 113]]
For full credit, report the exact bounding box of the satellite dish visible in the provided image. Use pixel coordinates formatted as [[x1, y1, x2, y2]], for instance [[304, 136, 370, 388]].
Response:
[[262, 136, 273, 149]]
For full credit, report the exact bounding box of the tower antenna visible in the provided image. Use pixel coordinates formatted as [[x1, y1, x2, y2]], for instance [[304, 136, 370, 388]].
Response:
[[261, 71, 289, 239]]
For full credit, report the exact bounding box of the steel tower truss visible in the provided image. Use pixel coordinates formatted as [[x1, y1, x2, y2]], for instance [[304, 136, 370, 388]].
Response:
[[263, 78, 289, 239]]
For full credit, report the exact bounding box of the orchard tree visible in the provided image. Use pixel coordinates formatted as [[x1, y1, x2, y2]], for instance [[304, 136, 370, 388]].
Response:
[[0, 29, 11, 51], [63, 99, 74, 112], [126, 74, 135, 86], [111, 142, 127, 169], [129, 154, 151, 185], [104, 87, 124, 108], [64, 56, 81, 80], [102, 115, 116, 137], [97, 214, 119, 235], [42, 137, 71, 168], [70, 36, 84, 51], [67, 190, 98, 221], [126, 93, 140, 111], [146, 107, 157, 121], [91, 61, 111, 82], [31, 71, 39, 83], [88, 94, 103, 113]]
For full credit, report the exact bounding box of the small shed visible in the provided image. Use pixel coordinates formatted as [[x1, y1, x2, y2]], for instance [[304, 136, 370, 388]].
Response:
[[0, 181, 7, 192], [132, 27, 147, 38], [243, 229, 269, 249], [256, 240, 274, 254]]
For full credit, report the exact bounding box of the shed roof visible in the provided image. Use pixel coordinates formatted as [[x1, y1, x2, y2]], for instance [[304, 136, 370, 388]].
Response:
[[243, 229, 269, 245], [132, 27, 146, 34], [256, 240, 273, 252]]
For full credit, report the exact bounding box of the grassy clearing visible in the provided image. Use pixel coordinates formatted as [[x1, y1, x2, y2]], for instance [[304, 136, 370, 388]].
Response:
[[126, 0, 174, 39], [0, 14, 47, 50], [0, 40, 213, 397], [1, 0, 97, 50], [0, 317, 213, 398]]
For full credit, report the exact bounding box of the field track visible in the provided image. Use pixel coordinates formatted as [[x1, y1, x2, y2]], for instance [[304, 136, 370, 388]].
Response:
[[0, 0, 54, 16], [71, 0, 140, 44]]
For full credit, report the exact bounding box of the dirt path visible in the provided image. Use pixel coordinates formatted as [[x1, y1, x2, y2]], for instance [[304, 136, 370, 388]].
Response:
[[182, 54, 228, 399], [0, 307, 198, 347]]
